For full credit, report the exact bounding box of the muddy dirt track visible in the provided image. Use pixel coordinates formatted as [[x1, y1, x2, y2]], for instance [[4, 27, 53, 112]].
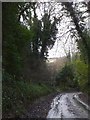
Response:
[[47, 92, 89, 119]]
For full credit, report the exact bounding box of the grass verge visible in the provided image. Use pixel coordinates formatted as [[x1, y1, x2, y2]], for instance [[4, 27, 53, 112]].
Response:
[[3, 79, 55, 118]]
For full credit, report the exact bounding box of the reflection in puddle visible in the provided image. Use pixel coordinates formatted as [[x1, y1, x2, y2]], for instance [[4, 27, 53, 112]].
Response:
[[47, 93, 88, 118]]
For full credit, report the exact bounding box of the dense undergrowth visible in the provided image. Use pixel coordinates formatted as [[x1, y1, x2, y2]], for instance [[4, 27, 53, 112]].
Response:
[[2, 72, 55, 117], [55, 59, 89, 95]]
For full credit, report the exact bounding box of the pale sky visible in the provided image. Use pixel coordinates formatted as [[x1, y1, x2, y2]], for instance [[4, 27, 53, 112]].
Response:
[[47, 15, 78, 58], [47, 35, 78, 58], [20, 2, 88, 58], [47, 2, 88, 58]]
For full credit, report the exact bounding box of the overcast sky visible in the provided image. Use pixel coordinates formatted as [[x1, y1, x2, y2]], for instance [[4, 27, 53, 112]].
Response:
[[20, 1, 88, 59], [47, 1, 88, 58], [47, 11, 78, 58]]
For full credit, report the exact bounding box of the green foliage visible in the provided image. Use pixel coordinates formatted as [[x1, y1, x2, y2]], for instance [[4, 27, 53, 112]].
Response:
[[55, 64, 75, 89], [2, 5, 57, 118], [2, 3, 58, 81], [73, 60, 89, 93], [28, 11, 58, 59], [55, 54, 89, 93], [77, 31, 90, 63], [3, 71, 53, 117], [2, 3, 33, 80]]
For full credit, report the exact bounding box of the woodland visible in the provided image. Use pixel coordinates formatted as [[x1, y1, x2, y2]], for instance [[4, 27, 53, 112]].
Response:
[[2, 2, 90, 117]]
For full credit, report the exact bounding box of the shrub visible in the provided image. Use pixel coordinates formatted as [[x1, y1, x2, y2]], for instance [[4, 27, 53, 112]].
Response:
[[55, 64, 75, 89], [73, 60, 88, 93], [2, 71, 54, 117]]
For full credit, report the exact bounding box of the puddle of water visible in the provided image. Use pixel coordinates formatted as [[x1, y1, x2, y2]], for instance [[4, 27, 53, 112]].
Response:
[[47, 93, 88, 119]]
